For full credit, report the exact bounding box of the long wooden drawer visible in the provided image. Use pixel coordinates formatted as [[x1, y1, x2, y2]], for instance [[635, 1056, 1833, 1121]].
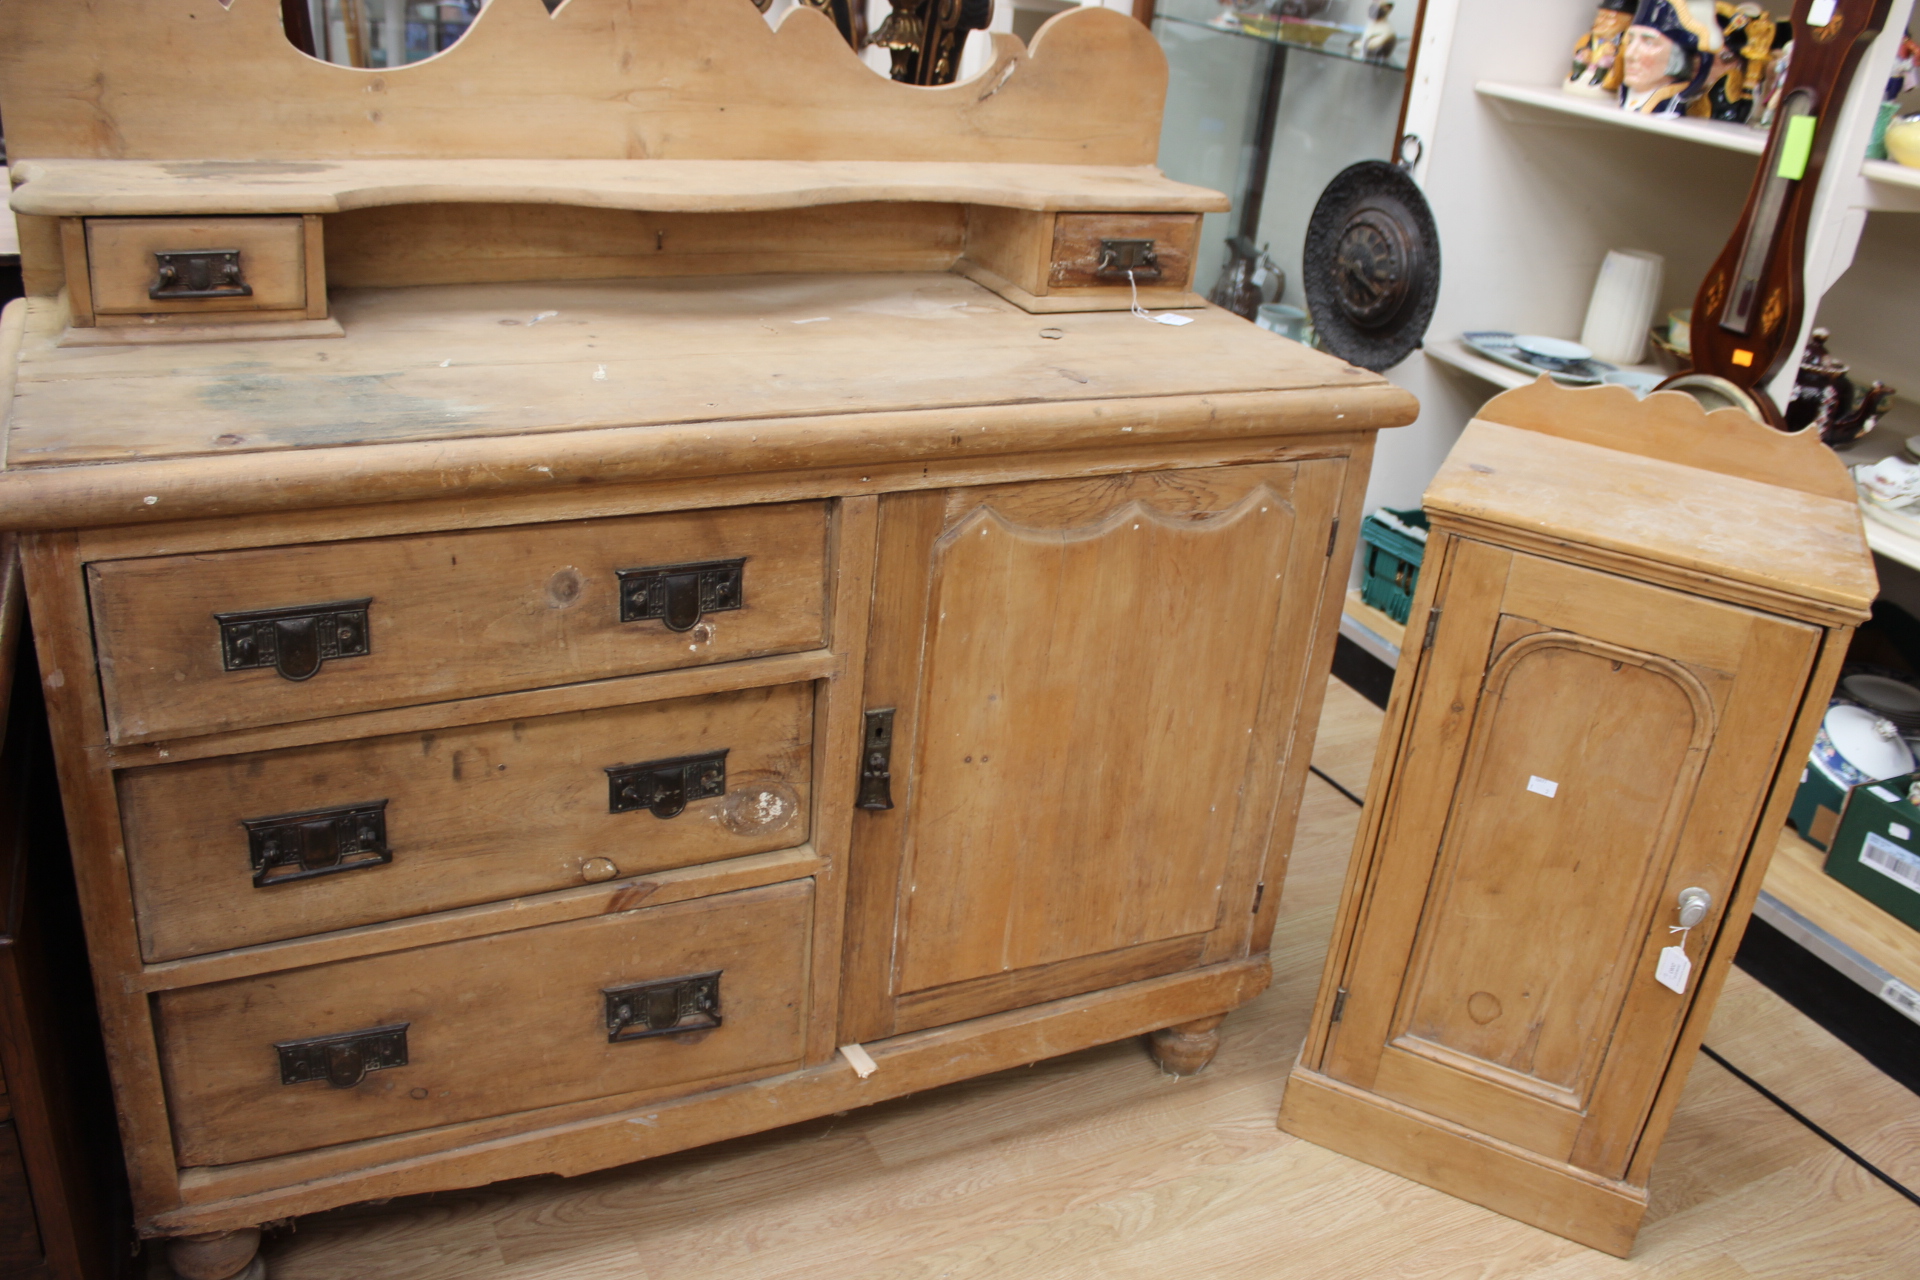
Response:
[[157, 879, 812, 1168], [119, 683, 813, 961], [88, 501, 829, 743]]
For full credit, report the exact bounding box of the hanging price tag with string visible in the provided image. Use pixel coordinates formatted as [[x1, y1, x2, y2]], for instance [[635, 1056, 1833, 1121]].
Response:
[[1127, 270, 1194, 326]]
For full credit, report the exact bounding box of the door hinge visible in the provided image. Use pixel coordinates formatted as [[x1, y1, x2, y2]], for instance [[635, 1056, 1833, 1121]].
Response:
[[1422, 607, 1443, 651], [1330, 987, 1349, 1023], [1251, 881, 1265, 914], [1325, 518, 1340, 557]]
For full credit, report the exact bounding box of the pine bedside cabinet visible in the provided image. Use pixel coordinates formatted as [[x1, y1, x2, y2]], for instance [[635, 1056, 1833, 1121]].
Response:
[[1281, 380, 1875, 1256]]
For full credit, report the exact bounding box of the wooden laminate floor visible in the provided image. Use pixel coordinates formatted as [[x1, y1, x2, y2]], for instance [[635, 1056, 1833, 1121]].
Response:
[[259, 678, 1920, 1279]]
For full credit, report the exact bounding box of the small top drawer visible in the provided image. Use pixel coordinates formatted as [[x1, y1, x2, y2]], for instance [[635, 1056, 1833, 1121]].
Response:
[[86, 216, 310, 316], [1047, 213, 1199, 292], [88, 501, 829, 743]]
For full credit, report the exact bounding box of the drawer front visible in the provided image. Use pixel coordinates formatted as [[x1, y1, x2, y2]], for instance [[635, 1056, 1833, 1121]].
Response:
[[1047, 213, 1199, 292], [86, 216, 308, 315], [120, 683, 813, 961], [89, 501, 829, 743], [0, 1122, 42, 1275], [157, 879, 812, 1167]]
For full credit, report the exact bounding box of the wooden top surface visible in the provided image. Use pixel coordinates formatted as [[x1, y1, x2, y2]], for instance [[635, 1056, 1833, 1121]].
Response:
[[1426, 387, 1876, 617], [7, 159, 1230, 219], [0, 274, 1415, 529]]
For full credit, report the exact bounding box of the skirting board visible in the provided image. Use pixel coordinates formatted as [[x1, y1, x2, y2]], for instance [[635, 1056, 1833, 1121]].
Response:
[[1277, 1064, 1648, 1257], [952, 259, 1206, 314]]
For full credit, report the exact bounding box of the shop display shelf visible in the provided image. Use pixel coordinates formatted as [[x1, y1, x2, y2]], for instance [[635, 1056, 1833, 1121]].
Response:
[[1759, 825, 1920, 1027], [1475, 80, 1767, 155]]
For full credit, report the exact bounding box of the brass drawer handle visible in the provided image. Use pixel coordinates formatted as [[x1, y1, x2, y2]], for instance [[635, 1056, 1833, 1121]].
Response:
[[151, 248, 254, 300], [216, 598, 371, 681], [243, 800, 390, 888], [1095, 237, 1161, 281], [615, 558, 744, 632], [606, 749, 727, 819], [277, 1023, 408, 1089], [604, 972, 721, 1042]]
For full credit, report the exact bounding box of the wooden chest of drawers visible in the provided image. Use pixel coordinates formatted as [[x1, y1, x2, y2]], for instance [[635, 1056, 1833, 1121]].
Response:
[[0, 4, 1417, 1277]]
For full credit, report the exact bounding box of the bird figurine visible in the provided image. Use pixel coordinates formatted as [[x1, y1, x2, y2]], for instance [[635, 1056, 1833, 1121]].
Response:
[[1354, 2, 1396, 63]]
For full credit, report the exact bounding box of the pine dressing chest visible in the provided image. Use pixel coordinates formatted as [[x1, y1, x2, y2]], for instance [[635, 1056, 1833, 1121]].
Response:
[[0, 2, 1417, 1275], [1280, 382, 1875, 1255]]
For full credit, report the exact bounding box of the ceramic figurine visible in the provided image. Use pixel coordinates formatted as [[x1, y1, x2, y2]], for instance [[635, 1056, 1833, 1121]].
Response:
[[1566, 0, 1637, 98], [1696, 2, 1785, 123], [1619, 0, 1716, 117], [1786, 328, 1897, 447], [1350, 3, 1396, 63]]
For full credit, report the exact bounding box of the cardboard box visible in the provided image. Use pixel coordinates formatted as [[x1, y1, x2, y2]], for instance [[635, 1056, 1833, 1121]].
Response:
[[1824, 771, 1920, 931]]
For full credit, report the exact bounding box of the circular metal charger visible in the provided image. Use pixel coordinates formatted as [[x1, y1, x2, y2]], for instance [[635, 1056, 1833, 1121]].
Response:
[[1302, 160, 1440, 373]]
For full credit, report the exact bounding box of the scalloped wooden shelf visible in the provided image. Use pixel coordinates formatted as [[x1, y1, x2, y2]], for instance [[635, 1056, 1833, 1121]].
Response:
[[6, 158, 1230, 219]]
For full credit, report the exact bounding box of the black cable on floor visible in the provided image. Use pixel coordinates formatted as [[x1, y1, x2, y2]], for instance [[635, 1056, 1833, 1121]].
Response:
[[1699, 1043, 1920, 1210], [1307, 764, 1365, 808]]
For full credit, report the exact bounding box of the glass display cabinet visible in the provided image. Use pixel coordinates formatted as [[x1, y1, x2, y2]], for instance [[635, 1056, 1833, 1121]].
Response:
[[1151, 0, 1417, 314]]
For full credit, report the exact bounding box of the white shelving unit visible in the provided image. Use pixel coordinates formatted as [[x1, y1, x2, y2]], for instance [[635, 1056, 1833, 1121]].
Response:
[[1356, 0, 1918, 520], [1474, 79, 1766, 155]]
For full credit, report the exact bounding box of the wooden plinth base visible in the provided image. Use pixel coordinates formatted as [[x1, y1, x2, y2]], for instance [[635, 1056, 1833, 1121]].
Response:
[[1277, 1065, 1647, 1257]]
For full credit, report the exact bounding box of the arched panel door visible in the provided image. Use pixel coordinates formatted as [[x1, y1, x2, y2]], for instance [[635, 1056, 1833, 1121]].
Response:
[[1322, 538, 1818, 1178], [842, 459, 1349, 1040]]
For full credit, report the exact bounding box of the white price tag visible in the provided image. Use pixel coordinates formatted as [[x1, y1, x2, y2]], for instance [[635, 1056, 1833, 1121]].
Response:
[[1656, 944, 1692, 994], [1807, 0, 1836, 26], [1154, 313, 1196, 327], [1527, 775, 1559, 798]]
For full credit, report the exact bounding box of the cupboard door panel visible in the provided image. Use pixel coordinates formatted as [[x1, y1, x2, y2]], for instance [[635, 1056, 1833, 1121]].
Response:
[[891, 461, 1341, 997], [1326, 546, 1817, 1174]]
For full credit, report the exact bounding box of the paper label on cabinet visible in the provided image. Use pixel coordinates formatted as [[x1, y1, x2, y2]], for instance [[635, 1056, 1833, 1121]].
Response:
[[1892, 822, 1912, 840], [1655, 945, 1692, 994], [1526, 775, 1559, 798], [1868, 786, 1900, 803]]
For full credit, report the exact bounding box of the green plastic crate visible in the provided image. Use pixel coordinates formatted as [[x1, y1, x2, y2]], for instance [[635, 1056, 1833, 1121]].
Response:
[[1359, 507, 1429, 626]]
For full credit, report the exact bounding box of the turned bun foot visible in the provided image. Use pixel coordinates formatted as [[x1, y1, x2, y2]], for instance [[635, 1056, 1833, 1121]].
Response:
[[1147, 1013, 1226, 1076], [168, 1228, 264, 1280]]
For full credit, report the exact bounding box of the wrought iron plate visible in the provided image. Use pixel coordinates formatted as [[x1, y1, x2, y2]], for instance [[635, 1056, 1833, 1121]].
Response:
[[244, 800, 390, 888], [604, 971, 722, 1042], [607, 749, 728, 819], [1302, 161, 1441, 373], [151, 248, 253, 300], [277, 1023, 409, 1088], [216, 598, 372, 681], [615, 559, 744, 632]]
